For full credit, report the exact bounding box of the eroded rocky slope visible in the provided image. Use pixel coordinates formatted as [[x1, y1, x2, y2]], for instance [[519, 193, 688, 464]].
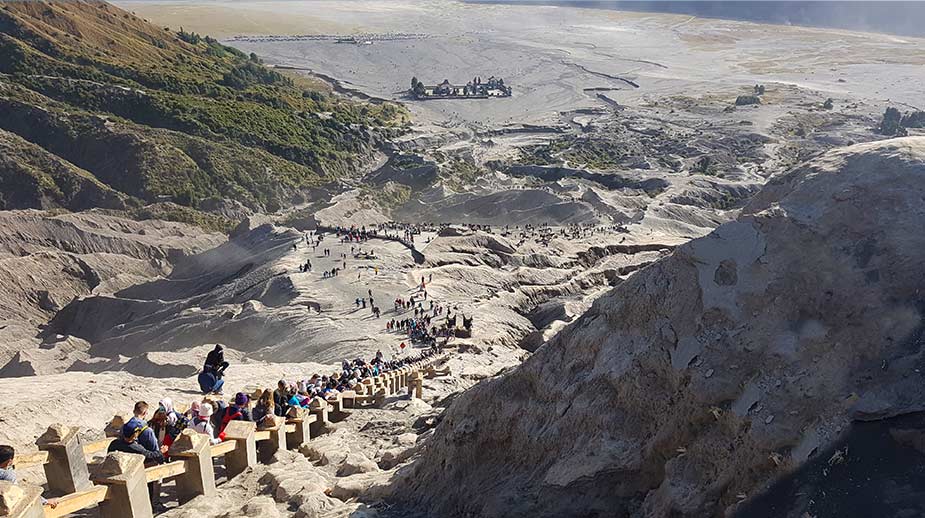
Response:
[[0, 209, 224, 374], [395, 137, 925, 517]]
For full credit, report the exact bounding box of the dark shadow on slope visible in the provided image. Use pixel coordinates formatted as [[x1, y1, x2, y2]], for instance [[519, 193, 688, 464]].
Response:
[[736, 412, 925, 518]]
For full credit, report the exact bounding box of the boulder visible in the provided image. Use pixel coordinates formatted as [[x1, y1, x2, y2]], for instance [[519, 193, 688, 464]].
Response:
[[301, 434, 350, 466], [377, 440, 424, 470], [260, 455, 332, 510], [294, 493, 342, 518], [328, 471, 393, 501], [394, 433, 418, 447], [219, 496, 280, 518], [336, 453, 380, 477]]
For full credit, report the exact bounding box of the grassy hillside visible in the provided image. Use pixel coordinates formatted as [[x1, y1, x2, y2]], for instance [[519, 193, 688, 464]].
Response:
[[0, 0, 406, 229]]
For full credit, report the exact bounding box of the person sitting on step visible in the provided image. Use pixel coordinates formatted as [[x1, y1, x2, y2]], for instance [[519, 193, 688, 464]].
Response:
[[150, 398, 188, 448], [219, 393, 252, 435], [252, 390, 276, 428], [190, 403, 220, 444], [0, 445, 59, 508], [109, 422, 167, 464], [124, 401, 160, 454], [197, 368, 224, 395], [273, 380, 291, 417]]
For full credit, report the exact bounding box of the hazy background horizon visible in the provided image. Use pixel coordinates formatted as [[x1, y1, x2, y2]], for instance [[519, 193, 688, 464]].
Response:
[[466, 1, 925, 37]]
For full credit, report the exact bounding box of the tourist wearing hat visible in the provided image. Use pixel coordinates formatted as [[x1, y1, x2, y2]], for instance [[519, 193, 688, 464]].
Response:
[[108, 421, 166, 464], [219, 392, 252, 434], [191, 403, 220, 444]]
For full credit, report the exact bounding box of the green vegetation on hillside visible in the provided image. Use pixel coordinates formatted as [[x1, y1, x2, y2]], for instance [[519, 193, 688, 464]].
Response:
[[0, 0, 408, 230], [358, 182, 412, 210], [440, 158, 483, 191], [519, 136, 625, 170]]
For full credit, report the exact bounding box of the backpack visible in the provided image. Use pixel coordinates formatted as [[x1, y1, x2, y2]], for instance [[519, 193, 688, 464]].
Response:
[[219, 406, 242, 433]]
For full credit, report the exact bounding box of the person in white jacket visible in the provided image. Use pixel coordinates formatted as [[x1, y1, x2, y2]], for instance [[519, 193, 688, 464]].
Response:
[[191, 403, 221, 444]]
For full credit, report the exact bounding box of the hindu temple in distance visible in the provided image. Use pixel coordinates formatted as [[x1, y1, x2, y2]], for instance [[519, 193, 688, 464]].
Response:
[[409, 76, 512, 99]]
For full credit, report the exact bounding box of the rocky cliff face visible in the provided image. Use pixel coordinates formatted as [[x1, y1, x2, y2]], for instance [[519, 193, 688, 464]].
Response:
[[396, 137, 925, 517]]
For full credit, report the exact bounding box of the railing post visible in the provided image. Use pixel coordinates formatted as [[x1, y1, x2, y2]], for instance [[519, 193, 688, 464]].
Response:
[[326, 395, 343, 422], [222, 421, 256, 478], [308, 399, 329, 437], [0, 481, 44, 518], [91, 452, 153, 518], [258, 417, 286, 462], [168, 429, 216, 504], [410, 372, 424, 399], [342, 389, 357, 409], [374, 388, 387, 407], [36, 424, 92, 495], [286, 409, 312, 449], [361, 378, 373, 398]]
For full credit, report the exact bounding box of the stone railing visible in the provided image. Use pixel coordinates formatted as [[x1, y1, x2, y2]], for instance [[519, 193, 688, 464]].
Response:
[[0, 356, 448, 518]]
